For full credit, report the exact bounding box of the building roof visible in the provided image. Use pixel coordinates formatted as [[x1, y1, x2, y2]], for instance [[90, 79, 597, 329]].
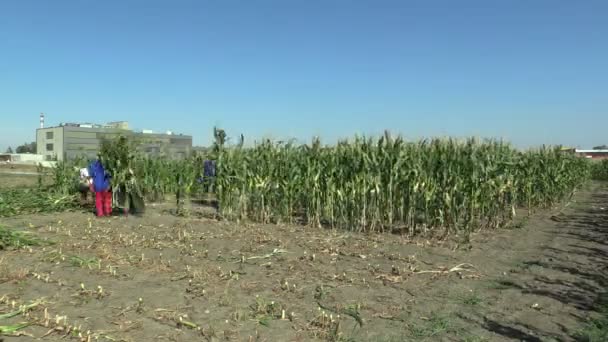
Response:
[[576, 149, 608, 153], [38, 121, 190, 137]]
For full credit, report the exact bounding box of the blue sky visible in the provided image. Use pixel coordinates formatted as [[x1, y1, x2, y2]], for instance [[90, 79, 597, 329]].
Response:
[[1, 0, 607, 150]]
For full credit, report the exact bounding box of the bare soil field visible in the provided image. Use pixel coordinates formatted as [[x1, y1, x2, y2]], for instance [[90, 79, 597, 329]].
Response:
[[0, 164, 40, 172], [0, 182, 607, 341], [0, 165, 48, 189], [0, 175, 40, 189]]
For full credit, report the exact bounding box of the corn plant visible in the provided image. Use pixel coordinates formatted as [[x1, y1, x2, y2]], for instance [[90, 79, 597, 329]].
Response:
[[591, 159, 608, 180], [0, 189, 78, 217], [50, 160, 79, 195], [99, 136, 145, 211], [212, 132, 590, 239], [0, 225, 51, 249], [66, 128, 591, 239]]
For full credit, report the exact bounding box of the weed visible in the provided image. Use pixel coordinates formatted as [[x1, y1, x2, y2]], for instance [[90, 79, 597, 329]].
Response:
[[218, 289, 233, 307], [308, 308, 342, 341], [317, 301, 363, 327], [0, 226, 51, 250], [230, 309, 247, 322], [409, 313, 453, 338], [0, 322, 30, 335], [517, 260, 544, 270], [575, 316, 608, 342], [314, 285, 334, 300], [0, 299, 44, 319], [249, 295, 291, 327], [458, 292, 483, 306], [69, 256, 100, 269], [574, 292, 608, 342]]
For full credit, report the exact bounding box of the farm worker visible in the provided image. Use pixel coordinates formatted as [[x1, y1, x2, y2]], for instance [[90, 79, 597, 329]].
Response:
[[77, 166, 92, 202], [202, 159, 216, 192], [204, 159, 216, 178], [89, 156, 112, 217], [121, 167, 145, 216]]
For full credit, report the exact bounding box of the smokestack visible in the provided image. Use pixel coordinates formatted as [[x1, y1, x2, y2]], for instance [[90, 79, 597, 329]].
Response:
[[40, 113, 44, 128]]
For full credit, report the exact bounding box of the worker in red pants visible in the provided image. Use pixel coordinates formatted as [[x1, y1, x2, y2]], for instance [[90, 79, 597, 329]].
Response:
[[89, 155, 112, 217]]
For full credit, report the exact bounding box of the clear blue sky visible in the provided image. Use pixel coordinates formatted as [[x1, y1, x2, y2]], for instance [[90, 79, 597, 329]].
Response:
[[1, 0, 607, 150]]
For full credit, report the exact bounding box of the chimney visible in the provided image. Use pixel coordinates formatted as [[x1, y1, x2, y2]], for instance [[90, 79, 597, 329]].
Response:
[[40, 113, 45, 128]]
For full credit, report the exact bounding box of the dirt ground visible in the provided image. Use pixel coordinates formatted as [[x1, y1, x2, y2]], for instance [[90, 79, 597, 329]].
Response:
[[0, 175, 39, 189], [0, 164, 54, 189], [0, 164, 41, 173], [0, 182, 607, 341]]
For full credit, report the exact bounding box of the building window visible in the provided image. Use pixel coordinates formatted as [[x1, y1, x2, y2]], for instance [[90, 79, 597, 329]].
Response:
[[170, 138, 191, 146], [46, 132, 54, 139], [46, 143, 54, 151], [145, 147, 160, 154]]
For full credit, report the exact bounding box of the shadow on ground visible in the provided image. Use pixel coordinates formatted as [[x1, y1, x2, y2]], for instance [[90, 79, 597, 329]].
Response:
[[469, 188, 608, 341]]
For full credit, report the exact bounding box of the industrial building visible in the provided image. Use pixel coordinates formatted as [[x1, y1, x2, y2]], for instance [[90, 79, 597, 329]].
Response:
[[575, 149, 608, 160], [36, 116, 192, 161]]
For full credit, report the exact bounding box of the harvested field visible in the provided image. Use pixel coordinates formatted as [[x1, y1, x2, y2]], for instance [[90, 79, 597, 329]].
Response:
[[0, 165, 46, 189], [0, 182, 607, 341]]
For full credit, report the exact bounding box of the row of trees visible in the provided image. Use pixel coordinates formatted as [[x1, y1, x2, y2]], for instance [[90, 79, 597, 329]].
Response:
[[4, 142, 36, 154]]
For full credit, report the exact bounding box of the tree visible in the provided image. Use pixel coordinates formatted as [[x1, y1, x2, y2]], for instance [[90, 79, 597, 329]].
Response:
[[5, 147, 13, 153], [15, 142, 36, 154], [593, 145, 608, 150]]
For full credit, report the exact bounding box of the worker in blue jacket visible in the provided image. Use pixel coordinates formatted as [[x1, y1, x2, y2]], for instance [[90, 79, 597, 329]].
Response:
[[89, 155, 112, 217]]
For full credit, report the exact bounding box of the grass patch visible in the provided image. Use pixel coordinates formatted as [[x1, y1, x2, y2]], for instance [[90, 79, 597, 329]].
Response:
[[69, 255, 100, 269], [517, 260, 545, 270], [250, 296, 284, 325], [0, 226, 51, 249], [574, 292, 608, 342], [575, 314, 608, 342], [458, 292, 483, 306], [409, 313, 454, 339]]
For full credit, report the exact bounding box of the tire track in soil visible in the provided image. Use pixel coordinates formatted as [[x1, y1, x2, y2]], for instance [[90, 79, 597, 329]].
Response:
[[459, 182, 608, 342]]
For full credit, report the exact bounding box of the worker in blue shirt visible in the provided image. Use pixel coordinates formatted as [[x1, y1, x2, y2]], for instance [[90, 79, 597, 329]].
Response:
[[89, 155, 112, 217]]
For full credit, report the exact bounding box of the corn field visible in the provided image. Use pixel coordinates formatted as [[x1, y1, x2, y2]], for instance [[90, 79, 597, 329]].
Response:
[[38, 131, 590, 238], [213, 134, 589, 237], [591, 159, 608, 181]]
